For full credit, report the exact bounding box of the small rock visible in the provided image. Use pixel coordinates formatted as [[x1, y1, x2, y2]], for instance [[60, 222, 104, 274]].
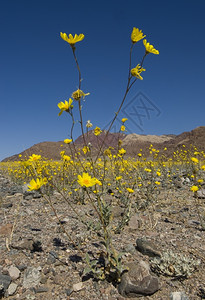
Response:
[[136, 238, 161, 257], [7, 282, 18, 296], [128, 215, 140, 230], [47, 251, 58, 264], [112, 206, 124, 218], [65, 288, 73, 296], [62, 217, 70, 223], [73, 282, 83, 292], [12, 239, 34, 251], [35, 286, 49, 293], [124, 243, 136, 255], [0, 273, 11, 295], [18, 264, 27, 271], [118, 260, 159, 297], [197, 189, 205, 199], [8, 265, 20, 280], [23, 267, 41, 289], [170, 291, 189, 300]]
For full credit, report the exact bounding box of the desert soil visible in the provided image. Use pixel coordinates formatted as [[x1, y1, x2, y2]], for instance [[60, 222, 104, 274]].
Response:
[[0, 175, 205, 300]]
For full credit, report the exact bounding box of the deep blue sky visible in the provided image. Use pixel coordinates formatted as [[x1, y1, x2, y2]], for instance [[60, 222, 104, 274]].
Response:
[[1, 0, 205, 161]]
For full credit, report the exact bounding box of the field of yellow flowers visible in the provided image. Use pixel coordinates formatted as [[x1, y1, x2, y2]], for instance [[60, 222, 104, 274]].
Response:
[[0, 146, 205, 299]]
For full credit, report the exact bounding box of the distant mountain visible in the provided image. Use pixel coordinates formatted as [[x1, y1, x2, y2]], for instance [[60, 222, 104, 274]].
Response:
[[122, 133, 174, 156], [2, 126, 205, 162], [2, 131, 126, 162], [123, 126, 205, 157]]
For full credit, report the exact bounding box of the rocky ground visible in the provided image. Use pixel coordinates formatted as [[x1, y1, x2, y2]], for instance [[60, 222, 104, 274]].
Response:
[[0, 173, 205, 300]]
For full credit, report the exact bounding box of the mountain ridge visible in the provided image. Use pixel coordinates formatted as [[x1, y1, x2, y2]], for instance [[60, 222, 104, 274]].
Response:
[[2, 126, 205, 162]]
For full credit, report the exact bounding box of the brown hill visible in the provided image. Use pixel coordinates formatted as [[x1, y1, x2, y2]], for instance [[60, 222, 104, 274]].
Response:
[[2, 131, 126, 162], [2, 126, 205, 162], [74, 130, 126, 148], [123, 126, 205, 157], [122, 133, 174, 156]]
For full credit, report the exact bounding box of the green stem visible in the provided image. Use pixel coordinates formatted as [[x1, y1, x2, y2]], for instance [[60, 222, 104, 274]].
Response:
[[94, 48, 147, 162]]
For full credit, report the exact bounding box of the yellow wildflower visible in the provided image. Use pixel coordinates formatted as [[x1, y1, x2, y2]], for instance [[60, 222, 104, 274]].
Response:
[[155, 181, 161, 185], [198, 179, 203, 183], [144, 168, 151, 172], [118, 148, 126, 156], [64, 139, 72, 144], [127, 188, 134, 193], [60, 32, 84, 46], [156, 171, 161, 176], [131, 64, 146, 80], [131, 27, 146, 43], [201, 165, 205, 170], [63, 155, 71, 161], [58, 98, 73, 116], [82, 146, 90, 154], [77, 172, 96, 187], [104, 148, 111, 156], [28, 154, 41, 162], [72, 89, 90, 101], [28, 178, 46, 191], [143, 39, 159, 55], [94, 127, 102, 136], [190, 185, 199, 192], [191, 157, 199, 163], [120, 125, 126, 132], [121, 118, 128, 123]]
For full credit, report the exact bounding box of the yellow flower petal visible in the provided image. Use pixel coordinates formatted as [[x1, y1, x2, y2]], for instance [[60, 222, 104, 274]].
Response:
[[60, 32, 84, 46], [131, 27, 146, 43], [143, 39, 159, 55]]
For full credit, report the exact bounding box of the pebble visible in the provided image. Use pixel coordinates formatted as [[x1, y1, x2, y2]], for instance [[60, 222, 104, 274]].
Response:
[[118, 260, 159, 297], [73, 282, 83, 292], [8, 282, 18, 295], [136, 238, 161, 257], [170, 291, 189, 300], [23, 267, 41, 288], [123, 243, 136, 255], [65, 288, 73, 296], [35, 286, 49, 293], [0, 272, 11, 290], [8, 265, 20, 280]]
